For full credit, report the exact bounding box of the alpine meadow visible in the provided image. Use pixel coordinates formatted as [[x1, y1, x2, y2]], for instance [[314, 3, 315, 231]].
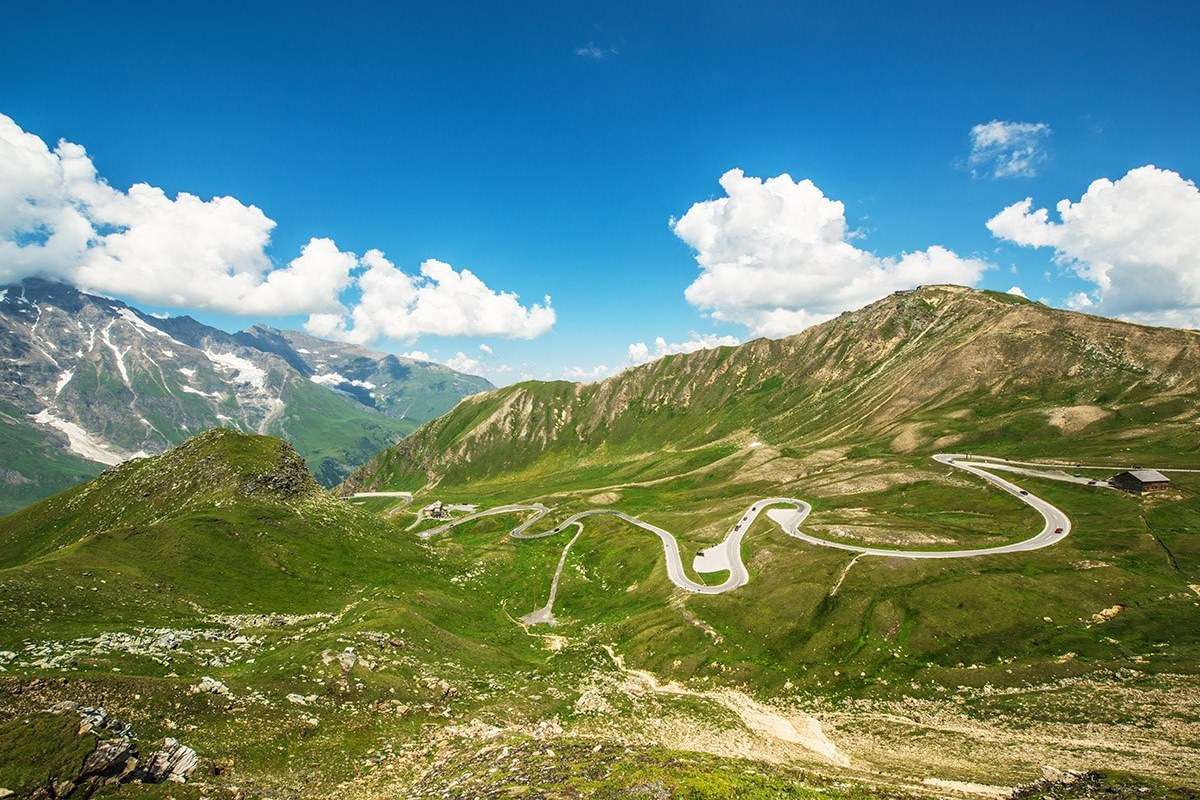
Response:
[[2, 4, 1199, 800]]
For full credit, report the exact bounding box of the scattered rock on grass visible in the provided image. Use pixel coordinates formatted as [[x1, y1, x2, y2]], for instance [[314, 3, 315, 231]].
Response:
[[191, 676, 230, 696], [142, 738, 199, 783]]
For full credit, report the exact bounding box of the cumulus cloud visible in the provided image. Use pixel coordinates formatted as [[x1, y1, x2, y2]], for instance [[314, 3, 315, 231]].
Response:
[[1065, 292, 1093, 310], [0, 118, 93, 278], [1006, 285, 1027, 298], [399, 350, 432, 361], [478, 343, 493, 355], [305, 250, 555, 344], [987, 165, 1200, 327], [671, 169, 989, 337], [968, 120, 1051, 178], [562, 364, 612, 382], [626, 342, 649, 363], [0, 114, 355, 314], [627, 333, 740, 365], [1, 114, 555, 340], [443, 352, 482, 374]]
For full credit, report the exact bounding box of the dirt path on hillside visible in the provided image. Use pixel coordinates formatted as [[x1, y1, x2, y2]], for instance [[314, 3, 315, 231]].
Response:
[[603, 646, 851, 767]]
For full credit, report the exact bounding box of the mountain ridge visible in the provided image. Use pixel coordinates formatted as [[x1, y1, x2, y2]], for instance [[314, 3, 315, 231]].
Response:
[[343, 284, 1200, 494], [0, 277, 492, 513]]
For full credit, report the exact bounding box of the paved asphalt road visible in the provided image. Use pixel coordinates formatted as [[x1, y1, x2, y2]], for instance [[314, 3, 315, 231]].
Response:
[[411, 454, 1141, 596], [773, 454, 1073, 559]]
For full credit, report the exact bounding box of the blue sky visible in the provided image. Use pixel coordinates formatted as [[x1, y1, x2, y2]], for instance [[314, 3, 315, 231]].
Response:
[[3, 2, 1199, 383]]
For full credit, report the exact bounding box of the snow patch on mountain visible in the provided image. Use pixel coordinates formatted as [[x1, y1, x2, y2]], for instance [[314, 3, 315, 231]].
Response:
[[257, 397, 285, 434], [180, 385, 222, 400], [116, 308, 187, 347], [204, 350, 267, 389], [311, 372, 376, 390], [55, 370, 74, 396], [101, 322, 131, 386], [31, 409, 145, 466]]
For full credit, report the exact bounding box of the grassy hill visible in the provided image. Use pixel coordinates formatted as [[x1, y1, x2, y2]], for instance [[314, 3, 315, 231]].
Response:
[[2, 287, 1200, 797], [345, 285, 1200, 498], [0, 399, 104, 515], [332, 284, 1200, 789]]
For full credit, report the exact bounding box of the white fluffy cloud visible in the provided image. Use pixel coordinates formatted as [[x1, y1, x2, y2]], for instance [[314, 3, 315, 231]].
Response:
[[987, 165, 1200, 327], [305, 250, 555, 344], [0, 114, 356, 314], [399, 350, 432, 361], [672, 169, 989, 337], [1006, 285, 1027, 298], [0, 117, 93, 278], [1065, 292, 1093, 310], [562, 364, 612, 382], [1, 114, 555, 340], [478, 343, 493, 355], [968, 120, 1051, 178], [627, 333, 740, 365], [443, 352, 482, 374]]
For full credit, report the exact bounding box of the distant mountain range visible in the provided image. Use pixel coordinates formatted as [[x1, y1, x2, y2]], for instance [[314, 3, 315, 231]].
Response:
[[0, 278, 491, 513]]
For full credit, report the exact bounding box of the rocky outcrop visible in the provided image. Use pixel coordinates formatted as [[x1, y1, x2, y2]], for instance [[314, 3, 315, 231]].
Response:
[[240, 441, 319, 498], [0, 468, 31, 486], [190, 676, 230, 696], [13, 702, 201, 798], [79, 738, 139, 783], [141, 738, 199, 784]]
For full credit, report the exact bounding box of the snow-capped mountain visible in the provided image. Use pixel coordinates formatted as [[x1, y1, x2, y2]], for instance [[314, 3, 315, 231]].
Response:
[[232, 326, 492, 423], [0, 278, 492, 513]]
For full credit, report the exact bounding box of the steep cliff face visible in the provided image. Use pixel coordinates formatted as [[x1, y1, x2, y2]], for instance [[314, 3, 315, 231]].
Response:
[[344, 285, 1200, 493]]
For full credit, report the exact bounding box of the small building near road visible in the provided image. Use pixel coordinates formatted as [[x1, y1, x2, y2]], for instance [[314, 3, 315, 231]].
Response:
[[1110, 469, 1171, 494]]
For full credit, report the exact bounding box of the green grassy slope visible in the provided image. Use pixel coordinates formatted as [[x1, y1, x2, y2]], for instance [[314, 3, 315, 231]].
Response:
[[325, 284, 1200, 789], [266, 376, 414, 486], [0, 432, 1196, 795], [4, 286, 1200, 796], [345, 286, 1200, 497], [0, 400, 103, 517]]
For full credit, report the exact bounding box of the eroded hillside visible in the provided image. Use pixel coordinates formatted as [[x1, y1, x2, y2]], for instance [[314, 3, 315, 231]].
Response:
[[345, 285, 1200, 494]]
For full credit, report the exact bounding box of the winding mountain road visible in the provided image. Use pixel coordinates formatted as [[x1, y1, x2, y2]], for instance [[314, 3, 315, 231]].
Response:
[[416, 453, 1135, 605]]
